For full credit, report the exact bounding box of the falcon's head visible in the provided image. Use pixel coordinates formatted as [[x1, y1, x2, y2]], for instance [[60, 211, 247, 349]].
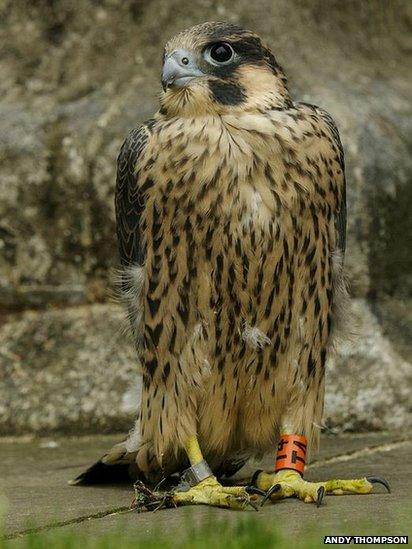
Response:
[[159, 22, 291, 117]]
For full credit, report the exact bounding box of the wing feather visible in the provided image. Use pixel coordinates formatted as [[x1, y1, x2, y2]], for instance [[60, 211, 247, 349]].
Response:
[[315, 107, 347, 255], [299, 103, 347, 256], [115, 123, 152, 267]]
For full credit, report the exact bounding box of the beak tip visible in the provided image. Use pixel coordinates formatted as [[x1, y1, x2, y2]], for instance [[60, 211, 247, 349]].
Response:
[[161, 51, 202, 91]]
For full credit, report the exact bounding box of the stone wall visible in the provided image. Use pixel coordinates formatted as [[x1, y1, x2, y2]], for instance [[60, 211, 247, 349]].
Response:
[[0, 0, 410, 434]]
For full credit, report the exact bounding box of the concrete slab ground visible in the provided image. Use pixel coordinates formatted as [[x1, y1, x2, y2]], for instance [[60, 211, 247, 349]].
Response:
[[1, 433, 411, 542]]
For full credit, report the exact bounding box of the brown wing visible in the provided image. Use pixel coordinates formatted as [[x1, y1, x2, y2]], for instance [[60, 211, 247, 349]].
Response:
[[299, 103, 347, 256], [115, 123, 153, 266], [72, 124, 156, 486], [316, 107, 347, 255]]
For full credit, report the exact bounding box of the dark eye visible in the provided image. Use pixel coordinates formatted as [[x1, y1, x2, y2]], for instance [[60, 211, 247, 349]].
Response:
[[208, 42, 234, 64]]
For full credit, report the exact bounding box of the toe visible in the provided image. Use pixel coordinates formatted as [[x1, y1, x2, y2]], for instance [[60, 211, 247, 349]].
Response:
[[323, 478, 374, 495], [171, 478, 254, 510], [254, 471, 277, 491], [295, 481, 323, 504]]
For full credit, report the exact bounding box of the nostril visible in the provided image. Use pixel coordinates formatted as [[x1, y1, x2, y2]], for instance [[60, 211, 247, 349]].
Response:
[[181, 57, 189, 65]]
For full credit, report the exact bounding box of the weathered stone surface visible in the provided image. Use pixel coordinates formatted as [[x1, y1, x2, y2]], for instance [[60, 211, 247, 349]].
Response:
[[0, 305, 140, 435], [0, 1, 410, 432], [325, 299, 411, 432]]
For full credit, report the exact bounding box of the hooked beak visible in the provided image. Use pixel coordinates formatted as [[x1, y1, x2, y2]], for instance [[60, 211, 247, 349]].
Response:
[[161, 49, 203, 91]]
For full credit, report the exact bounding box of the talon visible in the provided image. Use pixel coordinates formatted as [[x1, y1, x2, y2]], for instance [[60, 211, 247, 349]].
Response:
[[261, 483, 281, 506], [366, 476, 391, 493], [247, 499, 260, 511], [245, 485, 266, 497], [316, 485, 325, 507], [251, 469, 263, 487]]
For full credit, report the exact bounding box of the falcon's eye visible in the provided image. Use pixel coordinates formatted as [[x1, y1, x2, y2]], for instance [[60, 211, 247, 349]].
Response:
[[205, 42, 234, 65]]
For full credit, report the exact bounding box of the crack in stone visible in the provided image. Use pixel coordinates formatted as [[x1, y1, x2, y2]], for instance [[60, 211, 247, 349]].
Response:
[[2, 507, 133, 541], [308, 439, 411, 469]]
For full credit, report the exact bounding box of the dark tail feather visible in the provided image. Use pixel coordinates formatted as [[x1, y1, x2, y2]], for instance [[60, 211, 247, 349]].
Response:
[[69, 459, 137, 485], [216, 459, 248, 479]]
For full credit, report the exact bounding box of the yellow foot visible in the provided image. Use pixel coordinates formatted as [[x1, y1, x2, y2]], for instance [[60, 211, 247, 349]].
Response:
[[253, 470, 390, 507], [132, 476, 260, 511]]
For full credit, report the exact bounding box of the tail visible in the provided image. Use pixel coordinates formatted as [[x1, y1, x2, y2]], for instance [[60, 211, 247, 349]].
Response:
[[69, 428, 141, 485]]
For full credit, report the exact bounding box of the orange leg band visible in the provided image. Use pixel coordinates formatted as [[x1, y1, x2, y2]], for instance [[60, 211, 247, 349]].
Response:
[[275, 434, 307, 474]]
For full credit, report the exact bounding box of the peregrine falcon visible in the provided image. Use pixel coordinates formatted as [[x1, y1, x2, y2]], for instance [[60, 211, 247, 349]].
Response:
[[72, 22, 389, 509]]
